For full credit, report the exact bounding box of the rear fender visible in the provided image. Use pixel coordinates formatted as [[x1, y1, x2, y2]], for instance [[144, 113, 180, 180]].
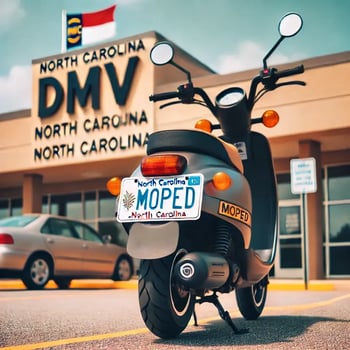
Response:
[[127, 221, 179, 259]]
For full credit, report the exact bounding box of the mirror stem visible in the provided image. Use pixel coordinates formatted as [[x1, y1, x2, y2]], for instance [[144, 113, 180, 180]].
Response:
[[262, 36, 284, 70], [170, 61, 192, 83]]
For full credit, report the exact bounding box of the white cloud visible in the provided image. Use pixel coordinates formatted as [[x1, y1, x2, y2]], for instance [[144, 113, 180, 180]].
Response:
[[0, 0, 25, 32], [0, 65, 31, 113], [216, 40, 302, 74]]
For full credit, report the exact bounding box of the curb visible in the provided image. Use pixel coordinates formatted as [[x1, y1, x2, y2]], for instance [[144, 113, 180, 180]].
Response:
[[0, 279, 346, 291], [268, 279, 335, 291]]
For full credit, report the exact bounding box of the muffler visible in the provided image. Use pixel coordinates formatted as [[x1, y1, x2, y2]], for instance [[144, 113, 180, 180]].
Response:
[[174, 252, 230, 289]]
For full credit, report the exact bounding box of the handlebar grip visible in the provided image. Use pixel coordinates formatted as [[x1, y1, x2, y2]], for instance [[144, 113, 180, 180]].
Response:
[[149, 91, 180, 102], [276, 64, 304, 78]]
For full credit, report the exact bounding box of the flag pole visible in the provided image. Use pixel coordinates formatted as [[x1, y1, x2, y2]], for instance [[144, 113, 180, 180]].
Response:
[[61, 9, 67, 53]]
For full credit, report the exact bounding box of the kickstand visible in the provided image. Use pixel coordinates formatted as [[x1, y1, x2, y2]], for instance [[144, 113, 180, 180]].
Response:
[[195, 292, 249, 334]]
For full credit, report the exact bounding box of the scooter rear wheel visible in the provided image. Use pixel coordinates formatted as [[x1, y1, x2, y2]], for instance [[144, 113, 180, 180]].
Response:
[[235, 275, 268, 320], [138, 249, 195, 339]]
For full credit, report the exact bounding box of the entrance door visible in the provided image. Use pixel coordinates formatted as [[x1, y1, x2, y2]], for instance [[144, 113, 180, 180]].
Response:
[[274, 199, 303, 278]]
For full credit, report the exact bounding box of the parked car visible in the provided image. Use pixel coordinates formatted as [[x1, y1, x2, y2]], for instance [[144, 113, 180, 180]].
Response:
[[0, 214, 134, 290]]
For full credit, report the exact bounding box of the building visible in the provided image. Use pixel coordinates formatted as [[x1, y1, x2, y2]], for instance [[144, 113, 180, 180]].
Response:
[[0, 31, 349, 279]]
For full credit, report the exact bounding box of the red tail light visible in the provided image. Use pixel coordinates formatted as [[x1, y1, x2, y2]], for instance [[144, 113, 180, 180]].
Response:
[[0, 233, 14, 244], [141, 154, 187, 176]]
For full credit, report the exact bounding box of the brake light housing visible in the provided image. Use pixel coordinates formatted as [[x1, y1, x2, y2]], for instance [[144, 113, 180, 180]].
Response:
[[141, 154, 187, 176]]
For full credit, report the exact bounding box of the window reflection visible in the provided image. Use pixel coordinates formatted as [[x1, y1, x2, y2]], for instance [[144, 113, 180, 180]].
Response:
[[99, 191, 116, 218], [329, 246, 350, 275], [329, 204, 350, 242], [277, 174, 299, 200], [328, 164, 350, 201], [279, 206, 301, 235], [84, 192, 96, 220]]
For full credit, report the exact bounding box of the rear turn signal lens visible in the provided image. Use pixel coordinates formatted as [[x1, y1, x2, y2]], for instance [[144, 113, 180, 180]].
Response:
[[141, 155, 187, 176], [195, 119, 213, 133], [0, 233, 14, 244], [107, 177, 122, 196], [212, 172, 232, 190], [262, 110, 279, 128]]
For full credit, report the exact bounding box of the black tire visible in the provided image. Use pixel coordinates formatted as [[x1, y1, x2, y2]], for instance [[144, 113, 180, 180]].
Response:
[[235, 275, 268, 320], [138, 250, 195, 339], [112, 255, 133, 281], [54, 278, 72, 289], [22, 255, 52, 290]]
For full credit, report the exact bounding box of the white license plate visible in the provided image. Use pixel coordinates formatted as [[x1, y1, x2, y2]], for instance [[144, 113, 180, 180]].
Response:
[[117, 174, 203, 222]]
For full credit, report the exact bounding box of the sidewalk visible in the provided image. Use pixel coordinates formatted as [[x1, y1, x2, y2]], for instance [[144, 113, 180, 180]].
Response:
[[0, 278, 349, 291]]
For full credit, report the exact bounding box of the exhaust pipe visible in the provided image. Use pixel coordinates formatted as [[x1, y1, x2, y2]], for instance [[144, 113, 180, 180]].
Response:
[[174, 252, 230, 289]]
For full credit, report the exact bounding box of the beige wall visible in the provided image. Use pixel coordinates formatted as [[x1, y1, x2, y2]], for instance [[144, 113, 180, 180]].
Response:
[[154, 52, 350, 168], [0, 36, 349, 195]]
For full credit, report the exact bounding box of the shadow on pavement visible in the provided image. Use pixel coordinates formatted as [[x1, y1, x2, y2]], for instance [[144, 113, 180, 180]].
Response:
[[155, 315, 347, 347]]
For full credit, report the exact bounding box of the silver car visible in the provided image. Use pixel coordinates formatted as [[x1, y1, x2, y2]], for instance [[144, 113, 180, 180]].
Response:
[[0, 214, 134, 290]]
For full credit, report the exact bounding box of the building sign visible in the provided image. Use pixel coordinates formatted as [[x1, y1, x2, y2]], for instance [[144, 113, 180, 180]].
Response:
[[31, 38, 155, 164]]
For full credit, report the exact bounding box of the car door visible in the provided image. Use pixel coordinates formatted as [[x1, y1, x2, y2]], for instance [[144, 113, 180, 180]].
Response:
[[41, 218, 84, 275], [71, 221, 118, 277]]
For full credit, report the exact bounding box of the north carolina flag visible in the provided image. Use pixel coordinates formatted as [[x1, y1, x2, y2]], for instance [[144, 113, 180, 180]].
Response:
[[64, 5, 117, 50]]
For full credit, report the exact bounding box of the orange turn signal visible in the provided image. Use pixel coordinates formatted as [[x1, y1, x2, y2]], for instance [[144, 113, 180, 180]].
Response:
[[195, 119, 213, 133], [212, 172, 232, 190], [107, 177, 122, 196], [262, 110, 279, 128]]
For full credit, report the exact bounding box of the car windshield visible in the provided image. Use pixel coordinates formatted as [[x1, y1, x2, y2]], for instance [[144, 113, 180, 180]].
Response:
[[0, 215, 39, 227]]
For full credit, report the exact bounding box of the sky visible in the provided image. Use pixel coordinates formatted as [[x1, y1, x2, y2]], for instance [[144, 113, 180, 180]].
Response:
[[0, 0, 349, 114]]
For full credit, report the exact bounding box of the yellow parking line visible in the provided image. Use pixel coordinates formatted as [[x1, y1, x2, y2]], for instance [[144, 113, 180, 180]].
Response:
[[0, 328, 149, 350]]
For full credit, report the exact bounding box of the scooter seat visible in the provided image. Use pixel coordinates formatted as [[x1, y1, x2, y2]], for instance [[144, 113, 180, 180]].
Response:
[[146, 129, 243, 173]]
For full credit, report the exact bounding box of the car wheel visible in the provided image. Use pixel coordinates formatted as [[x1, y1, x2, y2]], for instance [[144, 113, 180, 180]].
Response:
[[113, 255, 133, 281], [22, 255, 52, 290], [54, 278, 72, 289]]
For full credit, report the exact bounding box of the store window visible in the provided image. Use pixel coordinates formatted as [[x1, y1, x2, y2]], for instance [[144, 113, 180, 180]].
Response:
[[0, 198, 22, 217], [324, 164, 350, 276], [84, 192, 96, 220], [99, 191, 116, 218], [277, 173, 299, 200], [328, 165, 350, 200], [0, 199, 9, 218]]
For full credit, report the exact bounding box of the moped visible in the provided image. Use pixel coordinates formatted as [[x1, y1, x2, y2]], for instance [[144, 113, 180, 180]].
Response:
[[108, 12, 305, 339]]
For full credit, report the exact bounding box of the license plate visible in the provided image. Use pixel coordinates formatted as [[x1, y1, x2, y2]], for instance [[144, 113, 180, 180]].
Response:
[[117, 174, 203, 222]]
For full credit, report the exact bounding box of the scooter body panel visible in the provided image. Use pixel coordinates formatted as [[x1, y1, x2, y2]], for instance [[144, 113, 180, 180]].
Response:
[[121, 150, 252, 259]]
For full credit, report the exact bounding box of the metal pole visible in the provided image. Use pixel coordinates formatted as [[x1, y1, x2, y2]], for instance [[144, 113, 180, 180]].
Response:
[[302, 193, 308, 290]]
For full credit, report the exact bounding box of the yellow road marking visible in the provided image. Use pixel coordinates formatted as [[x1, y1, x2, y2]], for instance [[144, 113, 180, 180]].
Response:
[[0, 328, 149, 350], [0, 293, 349, 350]]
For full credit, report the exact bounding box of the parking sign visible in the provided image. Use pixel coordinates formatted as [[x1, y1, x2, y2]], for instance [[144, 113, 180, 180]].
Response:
[[290, 157, 317, 194]]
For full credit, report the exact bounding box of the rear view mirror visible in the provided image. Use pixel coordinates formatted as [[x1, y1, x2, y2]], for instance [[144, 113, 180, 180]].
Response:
[[150, 42, 174, 66], [279, 13, 303, 38]]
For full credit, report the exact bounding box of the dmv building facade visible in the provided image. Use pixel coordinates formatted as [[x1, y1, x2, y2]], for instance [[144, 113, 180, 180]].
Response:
[[1, 32, 349, 279]]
